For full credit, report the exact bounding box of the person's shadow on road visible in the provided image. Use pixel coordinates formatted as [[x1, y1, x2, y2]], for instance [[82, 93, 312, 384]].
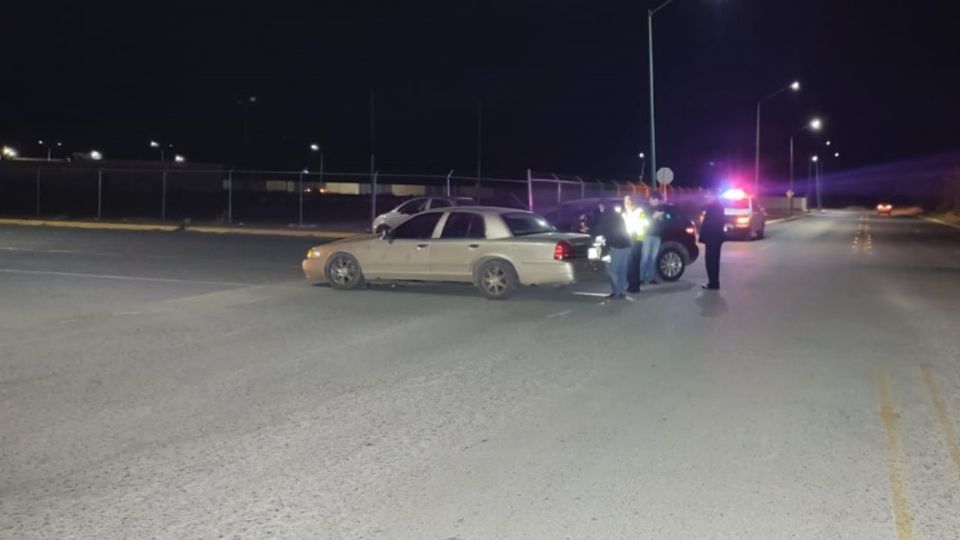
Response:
[[695, 290, 728, 317]]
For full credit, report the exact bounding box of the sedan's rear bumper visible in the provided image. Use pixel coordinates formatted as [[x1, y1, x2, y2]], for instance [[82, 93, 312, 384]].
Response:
[[518, 259, 600, 286]]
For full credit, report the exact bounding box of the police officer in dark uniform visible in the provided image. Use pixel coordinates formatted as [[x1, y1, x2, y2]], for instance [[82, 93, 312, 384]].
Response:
[[699, 189, 726, 290]]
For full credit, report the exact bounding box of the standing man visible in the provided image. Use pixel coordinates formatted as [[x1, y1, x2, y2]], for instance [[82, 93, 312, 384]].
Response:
[[699, 189, 726, 290], [623, 195, 650, 293], [596, 201, 632, 299], [639, 194, 665, 285]]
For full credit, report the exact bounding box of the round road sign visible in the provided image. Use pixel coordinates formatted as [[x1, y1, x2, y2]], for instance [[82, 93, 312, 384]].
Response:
[[656, 167, 674, 185]]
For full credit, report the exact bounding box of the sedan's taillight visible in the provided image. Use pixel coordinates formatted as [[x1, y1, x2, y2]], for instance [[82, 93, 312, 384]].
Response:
[[554, 241, 575, 261]]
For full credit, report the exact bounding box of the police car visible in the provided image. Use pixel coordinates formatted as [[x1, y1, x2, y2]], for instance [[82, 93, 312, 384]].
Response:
[[720, 188, 766, 240]]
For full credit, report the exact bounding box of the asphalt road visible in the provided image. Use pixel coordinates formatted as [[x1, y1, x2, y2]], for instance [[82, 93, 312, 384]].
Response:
[[2, 212, 960, 539]]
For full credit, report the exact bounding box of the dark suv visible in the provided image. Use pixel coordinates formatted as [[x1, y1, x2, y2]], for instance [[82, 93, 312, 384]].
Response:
[[542, 198, 700, 281]]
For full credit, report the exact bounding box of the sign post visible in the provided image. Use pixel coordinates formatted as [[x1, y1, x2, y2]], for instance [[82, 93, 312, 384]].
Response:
[[656, 167, 674, 200]]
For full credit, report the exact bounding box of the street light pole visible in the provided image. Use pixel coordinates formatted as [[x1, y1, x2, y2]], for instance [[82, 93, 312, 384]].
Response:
[[754, 81, 800, 194], [647, 0, 679, 184], [789, 117, 822, 203]]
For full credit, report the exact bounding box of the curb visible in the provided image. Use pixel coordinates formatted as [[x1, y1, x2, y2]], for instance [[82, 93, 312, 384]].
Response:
[[766, 212, 812, 225], [0, 218, 180, 232], [922, 216, 960, 231], [186, 226, 357, 239], [0, 218, 360, 239]]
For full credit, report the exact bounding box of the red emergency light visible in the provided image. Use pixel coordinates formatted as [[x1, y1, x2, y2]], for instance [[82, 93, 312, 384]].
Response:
[[721, 188, 748, 200]]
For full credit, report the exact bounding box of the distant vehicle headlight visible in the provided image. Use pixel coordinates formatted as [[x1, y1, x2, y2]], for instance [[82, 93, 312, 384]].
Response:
[[306, 247, 323, 259]]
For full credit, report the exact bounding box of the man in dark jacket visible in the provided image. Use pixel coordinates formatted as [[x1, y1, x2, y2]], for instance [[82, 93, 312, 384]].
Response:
[[699, 189, 726, 290], [595, 203, 632, 298]]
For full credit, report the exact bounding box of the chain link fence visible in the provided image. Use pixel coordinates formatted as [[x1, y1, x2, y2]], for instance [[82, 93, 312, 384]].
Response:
[[0, 162, 701, 231]]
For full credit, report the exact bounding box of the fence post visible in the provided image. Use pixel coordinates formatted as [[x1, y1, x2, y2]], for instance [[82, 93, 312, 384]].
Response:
[[227, 169, 233, 225], [161, 170, 167, 223], [556, 181, 562, 204], [576, 176, 585, 199], [35, 168, 41, 217], [614, 181, 621, 197], [97, 169, 103, 219], [446, 169, 453, 196], [298, 170, 304, 226], [527, 169, 533, 211]]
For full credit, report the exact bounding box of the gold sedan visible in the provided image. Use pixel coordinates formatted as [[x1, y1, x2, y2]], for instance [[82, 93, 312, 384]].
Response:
[[303, 207, 595, 299]]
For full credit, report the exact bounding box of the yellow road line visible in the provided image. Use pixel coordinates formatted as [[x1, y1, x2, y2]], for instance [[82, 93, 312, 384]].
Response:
[[920, 365, 960, 482], [874, 368, 915, 540]]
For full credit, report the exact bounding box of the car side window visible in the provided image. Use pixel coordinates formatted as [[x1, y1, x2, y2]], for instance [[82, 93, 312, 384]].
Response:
[[441, 212, 486, 239], [430, 198, 453, 209], [396, 199, 424, 215], [392, 212, 442, 239]]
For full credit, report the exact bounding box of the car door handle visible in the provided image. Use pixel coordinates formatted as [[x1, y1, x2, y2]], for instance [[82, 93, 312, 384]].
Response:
[[468, 244, 480, 249], [417, 243, 429, 249]]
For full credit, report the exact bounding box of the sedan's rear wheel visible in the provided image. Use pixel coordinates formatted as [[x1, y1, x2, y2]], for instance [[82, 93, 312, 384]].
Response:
[[476, 259, 518, 300], [326, 253, 365, 290], [657, 243, 688, 282]]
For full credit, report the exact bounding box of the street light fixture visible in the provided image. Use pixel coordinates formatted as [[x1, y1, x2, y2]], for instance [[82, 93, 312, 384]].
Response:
[[309, 143, 320, 152], [647, 0, 685, 185], [754, 79, 801, 193], [834, 152, 840, 158], [150, 140, 166, 162], [37, 140, 62, 161], [90, 150, 102, 161], [789, 117, 823, 195], [638, 152, 647, 186], [174, 155, 185, 163]]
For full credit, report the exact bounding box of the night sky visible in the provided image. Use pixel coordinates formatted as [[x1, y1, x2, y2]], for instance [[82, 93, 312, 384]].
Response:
[[3, 0, 959, 188]]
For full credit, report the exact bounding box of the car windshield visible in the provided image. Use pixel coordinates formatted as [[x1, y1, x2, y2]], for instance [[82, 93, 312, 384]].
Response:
[[502, 212, 556, 236]]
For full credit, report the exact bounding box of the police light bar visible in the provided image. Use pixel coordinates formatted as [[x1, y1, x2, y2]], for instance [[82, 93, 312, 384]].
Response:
[[721, 188, 748, 200]]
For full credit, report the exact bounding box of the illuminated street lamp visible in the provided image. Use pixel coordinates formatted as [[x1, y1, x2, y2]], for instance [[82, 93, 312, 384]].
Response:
[[638, 152, 647, 186], [90, 150, 102, 161], [38, 140, 62, 161], [309, 143, 320, 152], [754, 80, 801, 193], [149, 140, 169, 162], [174, 155, 185, 163], [834, 152, 840, 158], [789, 117, 823, 194]]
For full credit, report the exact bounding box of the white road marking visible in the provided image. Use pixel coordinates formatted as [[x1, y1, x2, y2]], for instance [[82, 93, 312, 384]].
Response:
[[572, 292, 609, 297], [0, 268, 253, 287], [545, 309, 573, 319]]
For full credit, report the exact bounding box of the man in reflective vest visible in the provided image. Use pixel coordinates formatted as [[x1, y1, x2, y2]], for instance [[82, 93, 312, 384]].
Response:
[[621, 195, 650, 293]]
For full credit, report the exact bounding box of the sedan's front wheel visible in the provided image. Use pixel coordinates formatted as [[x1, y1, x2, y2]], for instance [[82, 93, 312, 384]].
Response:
[[326, 253, 365, 290], [657, 242, 688, 282], [476, 259, 519, 300]]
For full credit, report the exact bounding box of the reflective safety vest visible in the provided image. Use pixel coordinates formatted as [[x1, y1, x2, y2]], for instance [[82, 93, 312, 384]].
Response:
[[621, 208, 650, 241]]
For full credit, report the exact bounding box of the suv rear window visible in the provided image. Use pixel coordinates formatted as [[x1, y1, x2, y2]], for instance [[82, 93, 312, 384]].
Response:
[[502, 212, 556, 236]]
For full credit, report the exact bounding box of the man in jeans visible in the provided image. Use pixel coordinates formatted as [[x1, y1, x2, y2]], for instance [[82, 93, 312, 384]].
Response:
[[639, 194, 665, 285], [595, 202, 632, 298]]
